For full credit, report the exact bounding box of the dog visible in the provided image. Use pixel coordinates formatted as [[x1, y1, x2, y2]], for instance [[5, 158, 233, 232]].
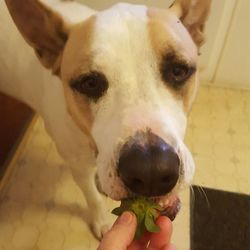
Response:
[[0, 0, 211, 239]]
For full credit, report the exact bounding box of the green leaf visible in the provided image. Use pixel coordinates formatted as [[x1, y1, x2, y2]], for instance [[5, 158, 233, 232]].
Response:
[[148, 207, 160, 219], [135, 219, 146, 240], [111, 197, 162, 240], [111, 207, 124, 216], [145, 211, 160, 233]]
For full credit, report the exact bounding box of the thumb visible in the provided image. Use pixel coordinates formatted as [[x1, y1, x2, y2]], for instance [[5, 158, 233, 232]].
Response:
[[98, 212, 137, 250]]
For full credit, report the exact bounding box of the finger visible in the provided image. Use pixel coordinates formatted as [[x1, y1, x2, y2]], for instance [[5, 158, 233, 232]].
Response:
[[130, 216, 173, 250], [161, 243, 177, 250], [137, 230, 151, 245], [127, 243, 141, 250], [127, 240, 142, 250], [148, 216, 173, 249], [98, 212, 137, 250]]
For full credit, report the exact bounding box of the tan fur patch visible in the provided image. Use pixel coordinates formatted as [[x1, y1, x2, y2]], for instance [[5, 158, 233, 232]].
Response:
[[61, 16, 97, 152], [179, 74, 199, 113], [147, 8, 198, 113]]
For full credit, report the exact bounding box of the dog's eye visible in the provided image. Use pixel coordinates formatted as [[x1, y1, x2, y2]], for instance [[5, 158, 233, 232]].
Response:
[[171, 65, 191, 82], [70, 71, 108, 101], [161, 54, 196, 88], [163, 64, 195, 88]]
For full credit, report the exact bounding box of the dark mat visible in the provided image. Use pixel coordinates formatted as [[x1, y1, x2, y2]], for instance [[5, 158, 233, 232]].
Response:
[[190, 185, 250, 250], [0, 92, 34, 178]]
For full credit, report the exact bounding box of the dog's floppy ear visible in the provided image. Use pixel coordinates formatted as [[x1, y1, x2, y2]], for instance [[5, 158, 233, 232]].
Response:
[[5, 0, 69, 75], [169, 0, 211, 47]]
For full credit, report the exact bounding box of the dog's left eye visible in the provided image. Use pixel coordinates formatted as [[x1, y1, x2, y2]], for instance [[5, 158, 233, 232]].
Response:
[[161, 54, 196, 88], [163, 64, 195, 88], [70, 71, 108, 101], [171, 65, 191, 83]]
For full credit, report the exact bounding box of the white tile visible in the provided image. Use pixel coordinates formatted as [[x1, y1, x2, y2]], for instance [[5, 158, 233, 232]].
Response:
[[37, 228, 64, 250], [12, 225, 39, 248]]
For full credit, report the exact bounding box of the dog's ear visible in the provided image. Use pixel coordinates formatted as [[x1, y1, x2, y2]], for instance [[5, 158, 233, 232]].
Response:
[[169, 0, 211, 47], [5, 0, 69, 75]]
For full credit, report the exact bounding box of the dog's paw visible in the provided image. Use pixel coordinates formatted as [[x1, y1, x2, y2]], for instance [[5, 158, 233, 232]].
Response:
[[89, 201, 113, 240], [91, 219, 111, 240]]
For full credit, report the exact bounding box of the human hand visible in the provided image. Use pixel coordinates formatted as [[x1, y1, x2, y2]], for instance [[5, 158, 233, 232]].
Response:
[[98, 211, 176, 250]]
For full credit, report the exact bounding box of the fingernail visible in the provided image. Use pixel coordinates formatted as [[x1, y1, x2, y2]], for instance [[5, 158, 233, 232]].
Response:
[[117, 211, 133, 225]]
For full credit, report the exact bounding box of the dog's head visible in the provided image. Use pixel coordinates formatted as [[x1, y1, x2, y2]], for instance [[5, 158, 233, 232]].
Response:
[[6, 0, 211, 204]]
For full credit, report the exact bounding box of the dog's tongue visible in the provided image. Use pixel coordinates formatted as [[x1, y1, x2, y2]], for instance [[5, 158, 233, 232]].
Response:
[[152, 195, 181, 221]]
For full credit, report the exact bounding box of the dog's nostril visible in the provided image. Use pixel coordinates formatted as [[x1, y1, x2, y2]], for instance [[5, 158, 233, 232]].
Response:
[[130, 178, 144, 189], [162, 175, 172, 183]]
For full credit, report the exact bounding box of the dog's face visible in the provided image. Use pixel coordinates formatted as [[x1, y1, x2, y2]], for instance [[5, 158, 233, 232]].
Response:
[[61, 4, 200, 200], [6, 0, 211, 201]]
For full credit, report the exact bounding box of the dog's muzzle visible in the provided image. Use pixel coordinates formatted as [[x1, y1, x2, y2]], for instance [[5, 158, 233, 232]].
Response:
[[117, 130, 180, 197]]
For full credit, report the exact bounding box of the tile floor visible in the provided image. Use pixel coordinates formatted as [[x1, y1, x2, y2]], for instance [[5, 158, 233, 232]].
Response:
[[0, 85, 249, 250]]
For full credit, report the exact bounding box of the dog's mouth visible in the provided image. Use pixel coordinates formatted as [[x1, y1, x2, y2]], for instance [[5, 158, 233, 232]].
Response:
[[95, 173, 181, 220], [150, 194, 181, 221]]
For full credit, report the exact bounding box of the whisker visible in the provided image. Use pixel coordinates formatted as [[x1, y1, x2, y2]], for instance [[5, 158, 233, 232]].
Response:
[[190, 185, 195, 204], [197, 185, 210, 209]]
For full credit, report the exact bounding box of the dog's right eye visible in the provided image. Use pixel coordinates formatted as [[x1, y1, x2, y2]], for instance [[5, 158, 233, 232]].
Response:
[[161, 53, 196, 89], [70, 71, 108, 101]]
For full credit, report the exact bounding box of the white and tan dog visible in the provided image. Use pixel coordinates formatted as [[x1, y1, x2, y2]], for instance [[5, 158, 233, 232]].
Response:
[[0, 0, 211, 238]]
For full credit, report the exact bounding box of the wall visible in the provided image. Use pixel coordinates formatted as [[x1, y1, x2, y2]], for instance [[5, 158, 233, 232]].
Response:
[[214, 0, 250, 89]]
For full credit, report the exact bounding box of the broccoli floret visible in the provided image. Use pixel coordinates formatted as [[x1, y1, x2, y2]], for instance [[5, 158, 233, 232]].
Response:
[[112, 197, 163, 240]]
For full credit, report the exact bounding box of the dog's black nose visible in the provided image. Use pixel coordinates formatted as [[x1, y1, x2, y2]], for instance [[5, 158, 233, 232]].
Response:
[[118, 131, 180, 197]]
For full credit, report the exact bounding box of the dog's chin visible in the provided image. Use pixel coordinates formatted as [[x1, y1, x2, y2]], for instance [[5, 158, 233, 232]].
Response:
[[151, 194, 181, 221]]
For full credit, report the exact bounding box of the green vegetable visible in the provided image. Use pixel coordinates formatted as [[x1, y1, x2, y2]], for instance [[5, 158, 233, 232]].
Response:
[[112, 197, 164, 240]]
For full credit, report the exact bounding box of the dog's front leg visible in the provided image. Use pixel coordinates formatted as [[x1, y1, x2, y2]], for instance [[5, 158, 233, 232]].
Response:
[[68, 159, 110, 239]]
